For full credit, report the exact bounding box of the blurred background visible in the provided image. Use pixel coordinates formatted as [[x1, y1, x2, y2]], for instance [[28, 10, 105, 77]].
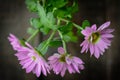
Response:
[[0, 0, 120, 80]]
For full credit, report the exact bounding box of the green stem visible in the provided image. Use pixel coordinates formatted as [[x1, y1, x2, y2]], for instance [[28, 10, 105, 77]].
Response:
[[42, 0, 46, 7], [58, 30, 67, 53], [73, 23, 83, 30], [26, 29, 39, 42], [40, 31, 56, 51], [59, 17, 83, 30], [57, 18, 67, 53]]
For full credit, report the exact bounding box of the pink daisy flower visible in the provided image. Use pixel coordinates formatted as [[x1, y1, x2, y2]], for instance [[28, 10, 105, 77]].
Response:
[[8, 34, 50, 77], [8, 34, 21, 51], [48, 47, 84, 77], [80, 21, 114, 58]]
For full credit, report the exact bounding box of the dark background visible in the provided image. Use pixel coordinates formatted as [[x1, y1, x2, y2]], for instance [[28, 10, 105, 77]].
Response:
[[0, 0, 120, 80]]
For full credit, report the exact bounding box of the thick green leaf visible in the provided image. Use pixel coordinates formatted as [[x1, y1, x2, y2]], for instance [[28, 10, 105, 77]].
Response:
[[40, 27, 50, 35], [58, 22, 73, 34], [47, 12, 56, 25], [63, 32, 78, 42], [77, 29, 84, 37], [82, 20, 90, 29], [25, 0, 38, 12], [30, 18, 42, 29], [27, 27, 36, 35], [47, 0, 68, 8], [53, 0, 78, 18], [37, 3, 57, 30], [66, 1, 78, 15], [37, 40, 48, 54], [49, 40, 62, 47]]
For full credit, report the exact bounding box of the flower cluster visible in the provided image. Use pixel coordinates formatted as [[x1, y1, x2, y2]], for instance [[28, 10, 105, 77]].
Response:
[[8, 21, 114, 77], [8, 0, 114, 78]]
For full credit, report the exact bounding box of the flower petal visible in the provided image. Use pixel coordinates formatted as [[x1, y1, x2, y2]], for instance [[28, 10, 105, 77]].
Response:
[[98, 21, 110, 31], [58, 47, 65, 54]]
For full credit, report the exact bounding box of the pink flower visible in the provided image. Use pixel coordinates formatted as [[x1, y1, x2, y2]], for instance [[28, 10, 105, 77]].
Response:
[[80, 21, 114, 58], [48, 47, 84, 77], [8, 34, 50, 77], [8, 34, 21, 51]]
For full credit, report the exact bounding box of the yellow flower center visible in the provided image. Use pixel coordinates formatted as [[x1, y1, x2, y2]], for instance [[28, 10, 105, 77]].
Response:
[[59, 54, 66, 62], [89, 32, 100, 43], [32, 56, 36, 61]]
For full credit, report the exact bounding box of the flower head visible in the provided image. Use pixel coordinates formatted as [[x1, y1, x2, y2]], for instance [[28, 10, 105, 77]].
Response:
[[48, 47, 84, 77], [8, 34, 50, 77], [80, 21, 114, 58]]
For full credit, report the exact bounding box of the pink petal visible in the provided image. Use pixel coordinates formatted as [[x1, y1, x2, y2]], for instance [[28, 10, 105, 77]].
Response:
[[94, 45, 100, 58], [98, 21, 110, 31], [96, 42, 105, 53], [26, 61, 36, 73], [19, 58, 31, 65], [61, 64, 66, 77], [41, 63, 47, 76], [89, 44, 94, 56], [48, 54, 60, 60], [22, 59, 33, 69], [25, 42, 34, 49], [100, 29, 114, 34], [15, 52, 29, 60], [79, 65, 85, 70], [91, 24, 97, 31], [58, 47, 65, 54], [73, 57, 84, 64], [54, 63, 63, 74], [72, 62, 80, 73], [67, 64, 75, 74], [81, 40, 89, 53], [34, 63, 41, 77], [101, 34, 114, 38], [66, 56, 72, 65], [81, 27, 92, 36]]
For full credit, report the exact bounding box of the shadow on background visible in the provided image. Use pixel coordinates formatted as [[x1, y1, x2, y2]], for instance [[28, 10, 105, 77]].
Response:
[[0, 0, 120, 80]]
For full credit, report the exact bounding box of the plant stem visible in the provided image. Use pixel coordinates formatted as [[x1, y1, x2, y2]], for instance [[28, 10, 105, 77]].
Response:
[[59, 17, 83, 30], [58, 30, 67, 53], [26, 29, 39, 42], [57, 18, 67, 53], [40, 31, 56, 51]]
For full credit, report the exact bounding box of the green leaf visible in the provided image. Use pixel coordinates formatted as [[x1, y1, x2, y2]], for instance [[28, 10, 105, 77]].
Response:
[[53, 0, 78, 18], [47, 12, 56, 25], [37, 2, 57, 30], [58, 22, 73, 34], [27, 27, 36, 35], [30, 18, 42, 29], [82, 20, 90, 29], [77, 29, 84, 37], [40, 27, 50, 35], [66, 1, 78, 15], [54, 9, 67, 18], [49, 40, 62, 47], [47, 0, 68, 8], [25, 0, 38, 12], [37, 40, 48, 54], [77, 20, 90, 36], [63, 31, 78, 42]]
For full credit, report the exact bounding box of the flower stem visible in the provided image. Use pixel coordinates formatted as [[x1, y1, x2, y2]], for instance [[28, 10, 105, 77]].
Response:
[[26, 29, 39, 42], [57, 18, 67, 53], [58, 17, 83, 30], [40, 31, 56, 51], [58, 30, 67, 53]]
